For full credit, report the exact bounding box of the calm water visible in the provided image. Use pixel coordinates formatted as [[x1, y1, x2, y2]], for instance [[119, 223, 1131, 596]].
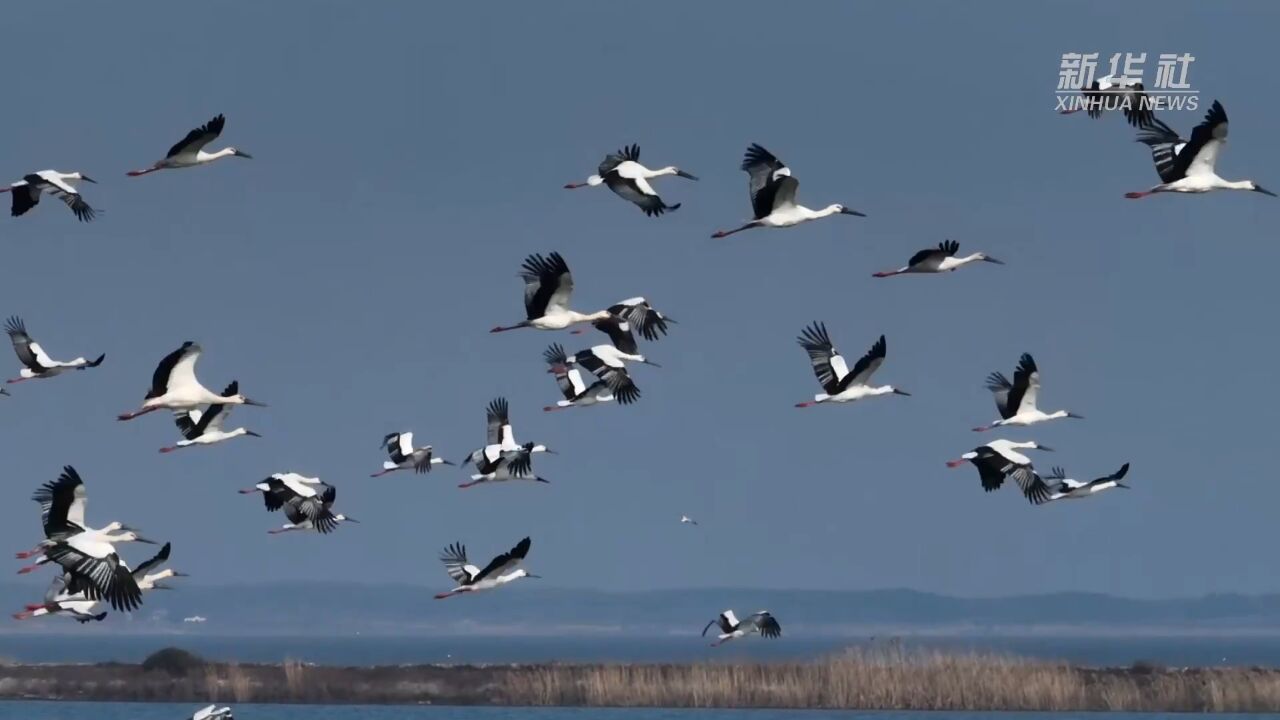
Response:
[[2, 707, 1279, 720], [2, 634, 1280, 667]]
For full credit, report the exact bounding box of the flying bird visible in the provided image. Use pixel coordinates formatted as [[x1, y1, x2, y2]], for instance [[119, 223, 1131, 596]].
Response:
[[490, 252, 618, 333], [460, 442, 554, 489], [564, 314, 661, 371], [0, 171, 98, 222], [974, 353, 1081, 431], [570, 297, 675, 342], [794, 323, 908, 407], [159, 381, 261, 452], [542, 343, 622, 410], [564, 144, 696, 216], [1126, 101, 1275, 199], [711, 144, 864, 238], [118, 342, 266, 421], [372, 432, 453, 476], [702, 610, 781, 646], [1022, 462, 1132, 505], [872, 240, 1004, 277], [127, 114, 252, 176], [240, 474, 355, 534], [680, 515, 699, 526], [946, 440, 1052, 494], [434, 537, 539, 599], [1059, 75, 1154, 127], [4, 316, 104, 383]]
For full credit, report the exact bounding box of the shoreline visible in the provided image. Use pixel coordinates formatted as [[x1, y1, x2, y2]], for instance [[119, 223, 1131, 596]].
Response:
[[3, 647, 1280, 712]]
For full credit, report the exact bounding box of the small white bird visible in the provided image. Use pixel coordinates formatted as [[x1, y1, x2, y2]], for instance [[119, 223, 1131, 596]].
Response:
[[711, 144, 864, 238], [0, 171, 98, 222], [127, 114, 252, 177], [702, 609, 781, 646], [680, 515, 699, 526], [118, 342, 266, 421], [1127, 101, 1275, 199], [159, 381, 262, 453], [872, 240, 1004, 278], [564, 144, 697, 216], [4, 316, 104, 383], [371, 431, 453, 477], [1022, 462, 1132, 505], [946, 440, 1052, 495], [974, 353, 1081, 431], [434, 536, 539, 599], [794, 323, 908, 407], [191, 704, 235, 720]]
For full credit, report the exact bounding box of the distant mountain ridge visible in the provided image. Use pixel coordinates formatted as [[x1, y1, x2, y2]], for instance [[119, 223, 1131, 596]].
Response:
[[5, 583, 1280, 635]]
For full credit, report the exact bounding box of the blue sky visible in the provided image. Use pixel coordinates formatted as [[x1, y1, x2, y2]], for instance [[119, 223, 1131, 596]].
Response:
[[2, 1, 1278, 599]]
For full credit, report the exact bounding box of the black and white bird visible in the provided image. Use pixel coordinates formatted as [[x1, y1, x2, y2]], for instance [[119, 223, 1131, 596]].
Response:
[[371, 431, 453, 477], [190, 705, 235, 720], [946, 440, 1052, 495], [702, 610, 782, 646], [1059, 75, 1154, 127], [680, 515, 699, 526], [239, 473, 356, 534], [434, 536, 539, 599], [872, 240, 1004, 277], [571, 297, 675, 342], [159, 381, 261, 453], [564, 144, 697, 216], [794, 323, 908, 407], [15, 542, 187, 622], [0, 171, 98, 222], [17, 468, 156, 612], [565, 314, 661, 370], [1126, 101, 1275, 199], [4, 316, 104, 383], [118, 342, 266, 421], [127, 114, 252, 176], [490, 252, 618, 333], [711, 144, 864, 238], [1022, 462, 1132, 505], [463, 397, 519, 461], [974, 353, 1081, 431], [542, 343, 624, 410], [460, 441, 554, 489]]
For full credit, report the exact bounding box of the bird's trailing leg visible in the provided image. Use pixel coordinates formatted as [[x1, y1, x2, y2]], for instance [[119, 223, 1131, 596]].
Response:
[[458, 478, 485, 489], [871, 270, 904, 278], [433, 590, 458, 600], [158, 445, 181, 454], [126, 166, 161, 177], [14, 547, 44, 559], [710, 222, 759, 239], [369, 469, 394, 478], [5, 377, 31, 385], [117, 406, 160, 421]]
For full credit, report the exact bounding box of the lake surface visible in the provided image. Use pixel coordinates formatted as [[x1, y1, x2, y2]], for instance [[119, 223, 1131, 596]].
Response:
[[3, 706, 1279, 720], [3, 633, 1280, 667]]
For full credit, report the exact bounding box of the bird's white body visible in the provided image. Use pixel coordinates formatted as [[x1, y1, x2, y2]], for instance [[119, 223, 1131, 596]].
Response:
[[443, 569, 532, 595], [164, 147, 241, 169], [530, 310, 610, 331], [760, 203, 849, 229], [987, 408, 1073, 428], [812, 384, 898, 404], [176, 427, 255, 447], [974, 439, 1041, 466]]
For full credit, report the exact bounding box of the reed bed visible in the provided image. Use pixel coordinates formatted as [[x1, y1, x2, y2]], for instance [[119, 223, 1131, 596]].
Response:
[[3, 645, 1280, 711]]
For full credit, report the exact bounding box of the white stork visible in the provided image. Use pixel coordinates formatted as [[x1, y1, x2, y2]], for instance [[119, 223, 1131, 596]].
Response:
[[4, 316, 104, 383], [711, 144, 864, 238], [0, 171, 98, 222], [872, 240, 1004, 277], [159, 381, 261, 452], [371, 431, 453, 476], [239, 474, 356, 534], [564, 314, 661, 371], [127, 114, 252, 176], [974, 353, 1082, 431], [570, 297, 675, 341], [460, 442, 554, 489], [680, 515, 699, 526], [542, 343, 626, 410], [14, 542, 187, 622], [1022, 462, 1131, 505], [1127, 101, 1275, 199], [16, 468, 156, 613], [434, 536, 539, 599], [702, 609, 782, 646], [1059, 75, 1154, 127], [190, 705, 235, 720], [946, 440, 1052, 495], [490, 252, 617, 332], [117, 341, 266, 421], [565, 144, 697, 216], [794, 323, 908, 407]]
